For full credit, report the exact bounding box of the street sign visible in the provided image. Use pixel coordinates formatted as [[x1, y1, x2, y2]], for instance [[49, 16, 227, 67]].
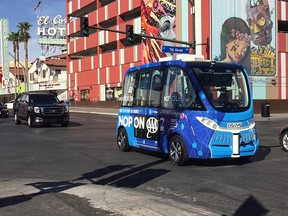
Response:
[[17, 85, 23, 93], [162, 46, 190, 54]]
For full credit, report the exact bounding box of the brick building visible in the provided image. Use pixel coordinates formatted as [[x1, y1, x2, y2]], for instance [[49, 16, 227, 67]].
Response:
[[66, 0, 288, 112]]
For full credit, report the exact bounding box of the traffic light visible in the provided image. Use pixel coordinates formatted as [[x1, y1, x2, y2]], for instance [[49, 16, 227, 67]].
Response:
[[80, 17, 89, 37], [126, 25, 134, 43]]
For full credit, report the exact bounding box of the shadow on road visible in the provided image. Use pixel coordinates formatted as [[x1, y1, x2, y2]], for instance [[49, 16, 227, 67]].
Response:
[[230, 195, 269, 216], [0, 159, 168, 208], [75, 159, 169, 187], [0, 181, 83, 208], [181, 145, 271, 167]]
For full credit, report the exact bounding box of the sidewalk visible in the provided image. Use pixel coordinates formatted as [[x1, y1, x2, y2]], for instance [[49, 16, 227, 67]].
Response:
[[69, 106, 288, 121], [0, 178, 220, 216]]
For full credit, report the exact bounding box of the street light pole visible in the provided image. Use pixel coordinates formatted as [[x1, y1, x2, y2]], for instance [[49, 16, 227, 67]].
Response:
[[9, 52, 25, 95], [188, 0, 196, 54]]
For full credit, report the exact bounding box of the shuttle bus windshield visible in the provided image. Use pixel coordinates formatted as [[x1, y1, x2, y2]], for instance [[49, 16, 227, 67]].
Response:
[[190, 63, 250, 113]]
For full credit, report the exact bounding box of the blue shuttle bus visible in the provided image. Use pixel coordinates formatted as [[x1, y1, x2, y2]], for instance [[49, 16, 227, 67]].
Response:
[[116, 57, 259, 165]]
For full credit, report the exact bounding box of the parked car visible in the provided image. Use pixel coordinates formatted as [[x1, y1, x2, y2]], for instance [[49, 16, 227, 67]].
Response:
[[279, 126, 288, 152], [13, 93, 69, 127], [0, 102, 9, 118], [4, 100, 15, 110]]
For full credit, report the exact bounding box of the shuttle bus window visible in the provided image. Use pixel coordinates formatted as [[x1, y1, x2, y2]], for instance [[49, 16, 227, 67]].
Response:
[[163, 66, 201, 109], [148, 70, 163, 107], [122, 73, 137, 106], [135, 72, 150, 107]]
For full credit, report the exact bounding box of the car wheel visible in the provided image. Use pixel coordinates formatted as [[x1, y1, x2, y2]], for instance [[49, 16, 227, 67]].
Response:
[[14, 112, 21, 125], [117, 127, 131, 152], [27, 114, 34, 128], [169, 135, 189, 166], [280, 131, 288, 152]]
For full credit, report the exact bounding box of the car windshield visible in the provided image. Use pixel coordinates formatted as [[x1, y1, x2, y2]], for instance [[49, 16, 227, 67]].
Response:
[[30, 94, 59, 103], [0, 102, 4, 106]]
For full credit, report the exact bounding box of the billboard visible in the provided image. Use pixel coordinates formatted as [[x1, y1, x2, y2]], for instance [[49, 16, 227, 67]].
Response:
[[141, 0, 176, 63], [211, 0, 277, 99]]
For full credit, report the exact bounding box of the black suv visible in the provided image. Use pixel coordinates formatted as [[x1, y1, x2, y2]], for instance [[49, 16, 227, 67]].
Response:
[[13, 93, 69, 127]]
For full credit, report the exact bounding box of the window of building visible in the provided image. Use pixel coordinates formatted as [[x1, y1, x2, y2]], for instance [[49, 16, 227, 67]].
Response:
[[30, 73, 34, 82], [278, 20, 288, 33], [53, 69, 61, 81], [80, 89, 90, 101], [42, 69, 46, 79], [100, 0, 115, 7]]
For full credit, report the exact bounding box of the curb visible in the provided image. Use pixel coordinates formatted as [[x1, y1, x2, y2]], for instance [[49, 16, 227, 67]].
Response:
[[69, 109, 118, 116]]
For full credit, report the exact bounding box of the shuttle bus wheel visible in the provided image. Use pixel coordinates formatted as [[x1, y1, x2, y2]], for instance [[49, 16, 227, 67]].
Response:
[[169, 135, 189, 166], [117, 127, 131, 152]]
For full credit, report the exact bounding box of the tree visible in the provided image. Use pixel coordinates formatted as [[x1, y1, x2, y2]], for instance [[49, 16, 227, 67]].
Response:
[[17, 21, 32, 92], [7, 31, 20, 98]]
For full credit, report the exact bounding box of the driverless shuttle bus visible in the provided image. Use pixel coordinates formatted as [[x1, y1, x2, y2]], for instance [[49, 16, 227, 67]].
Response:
[[116, 57, 259, 165]]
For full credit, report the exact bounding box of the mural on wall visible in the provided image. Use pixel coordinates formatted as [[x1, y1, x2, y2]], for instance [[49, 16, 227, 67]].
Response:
[[141, 0, 176, 63], [219, 17, 252, 73], [211, 0, 276, 99]]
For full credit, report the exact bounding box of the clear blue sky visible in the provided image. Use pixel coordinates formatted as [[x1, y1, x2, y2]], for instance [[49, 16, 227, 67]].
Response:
[[0, 0, 66, 62]]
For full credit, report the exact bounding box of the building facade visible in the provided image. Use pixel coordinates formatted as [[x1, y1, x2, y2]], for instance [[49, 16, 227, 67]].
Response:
[[28, 54, 68, 101], [0, 61, 30, 103], [66, 0, 288, 106]]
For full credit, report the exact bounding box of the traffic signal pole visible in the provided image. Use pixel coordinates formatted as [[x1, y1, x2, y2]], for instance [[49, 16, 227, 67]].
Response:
[[88, 25, 196, 49]]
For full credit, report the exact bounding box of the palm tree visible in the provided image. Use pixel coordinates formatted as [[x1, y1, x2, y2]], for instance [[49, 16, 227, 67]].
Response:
[[7, 31, 20, 98], [17, 21, 32, 92]]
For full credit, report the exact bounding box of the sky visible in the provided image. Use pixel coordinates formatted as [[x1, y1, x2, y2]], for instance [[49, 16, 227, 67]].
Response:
[[0, 0, 66, 62]]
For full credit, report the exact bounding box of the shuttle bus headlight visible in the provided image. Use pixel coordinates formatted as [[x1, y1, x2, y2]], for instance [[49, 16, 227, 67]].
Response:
[[196, 116, 219, 130]]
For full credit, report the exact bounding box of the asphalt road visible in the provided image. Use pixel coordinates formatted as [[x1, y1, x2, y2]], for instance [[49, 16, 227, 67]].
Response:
[[0, 112, 288, 216]]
